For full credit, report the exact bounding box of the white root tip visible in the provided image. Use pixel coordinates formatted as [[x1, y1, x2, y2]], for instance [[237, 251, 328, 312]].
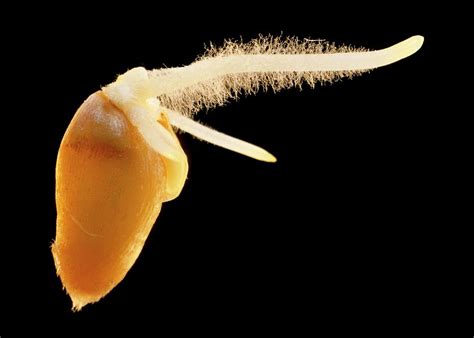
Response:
[[166, 109, 276, 163]]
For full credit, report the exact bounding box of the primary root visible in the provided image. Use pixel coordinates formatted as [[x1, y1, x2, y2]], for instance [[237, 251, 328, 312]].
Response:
[[149, 35, 368, 116]]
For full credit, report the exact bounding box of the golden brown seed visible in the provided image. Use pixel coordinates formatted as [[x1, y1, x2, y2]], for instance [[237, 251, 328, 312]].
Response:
[[52, 91, 169, 310]]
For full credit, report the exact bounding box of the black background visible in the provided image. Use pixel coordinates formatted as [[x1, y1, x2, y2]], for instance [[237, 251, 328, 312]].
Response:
[[4, 4, 440, 334]]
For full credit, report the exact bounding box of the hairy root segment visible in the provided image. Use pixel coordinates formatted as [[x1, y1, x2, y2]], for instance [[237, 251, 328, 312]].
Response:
[[156, 35, 368, 116]]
